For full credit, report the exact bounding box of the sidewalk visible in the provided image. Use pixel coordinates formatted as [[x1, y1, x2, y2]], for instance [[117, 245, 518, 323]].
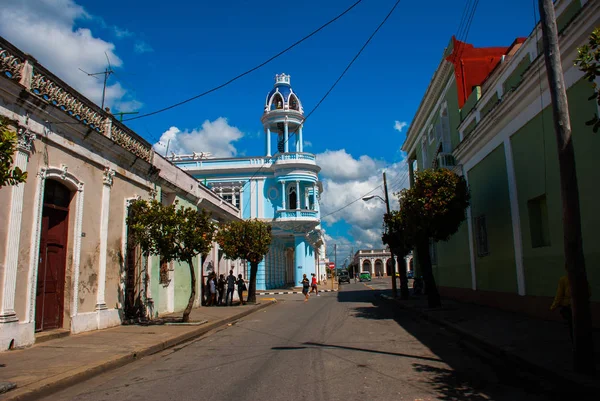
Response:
[[0, 301, 275, 401], [381, 293, 600, 392]]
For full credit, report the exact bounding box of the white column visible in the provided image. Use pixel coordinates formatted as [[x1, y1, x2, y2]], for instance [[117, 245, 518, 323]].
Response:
[[295, 181, 300, 209], [504, 138, 526, 295], [299, 125, 303, 152], [0, 128, 35, 323], [281, 181, 286, 209], [304, 188, 309, 210], [266, 128, 271, 156], [313, 184, 317, 210], [284, 122, 289, 153], [96, 167, 115, 310]]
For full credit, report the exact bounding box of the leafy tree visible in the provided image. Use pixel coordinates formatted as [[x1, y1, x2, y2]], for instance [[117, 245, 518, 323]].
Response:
[[127, 199, 217, 322], [382, 210, 412, 300], [217, 219, 272, 304], [1, 119, 27, 188], [398, 168, 470, 308], [575, 27, 600, 132]]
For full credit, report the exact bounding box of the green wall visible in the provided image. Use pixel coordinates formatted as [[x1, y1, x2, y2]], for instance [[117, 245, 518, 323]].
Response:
[[511, 78, 600, 300], [173, 196, 197, 311], [433, 222, 472, 288], [468, 143, 517, 293]]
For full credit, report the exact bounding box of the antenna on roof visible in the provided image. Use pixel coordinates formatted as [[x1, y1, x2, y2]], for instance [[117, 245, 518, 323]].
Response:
[[78, 51, 115, 110]]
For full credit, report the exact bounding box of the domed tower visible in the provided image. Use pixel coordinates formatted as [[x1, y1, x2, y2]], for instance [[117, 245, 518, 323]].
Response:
[[261, 73, 305, 156]]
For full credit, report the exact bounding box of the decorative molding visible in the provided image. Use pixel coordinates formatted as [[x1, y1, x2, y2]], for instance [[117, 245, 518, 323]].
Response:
[[0, 46, 23, 80], [60, 164, 68, 180], [110, 125, 153, 162], [148, 188, 158, 199], [102, 167, 116, 187], [17, 127, 36, 153]]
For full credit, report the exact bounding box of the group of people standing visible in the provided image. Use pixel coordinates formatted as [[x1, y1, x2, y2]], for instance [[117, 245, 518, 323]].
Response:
[[204, 270, 247, 306], [301, 273, 320, 302]]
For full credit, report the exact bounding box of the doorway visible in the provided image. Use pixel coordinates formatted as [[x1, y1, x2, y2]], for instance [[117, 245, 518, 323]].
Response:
[[36, 180, 70, 332]]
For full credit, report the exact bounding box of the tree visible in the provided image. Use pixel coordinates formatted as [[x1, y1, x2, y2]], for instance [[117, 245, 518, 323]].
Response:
[[574, 27, 600, 132], [217, 219, 272, 304], [127, 199, 217, 322], [540, 1, 595, 374], [398, 168, 470, 308], [382, 210, 411, 300], [0, 119, 27, 188]]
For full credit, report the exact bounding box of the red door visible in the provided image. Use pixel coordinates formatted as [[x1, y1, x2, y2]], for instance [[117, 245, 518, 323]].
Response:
[[36, 181, 70, 332]]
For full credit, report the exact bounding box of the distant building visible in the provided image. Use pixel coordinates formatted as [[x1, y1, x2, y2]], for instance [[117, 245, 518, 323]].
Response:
[[402, 0, 599, 325], [170, 74, 324, 290], [350, 249, 412, 277]]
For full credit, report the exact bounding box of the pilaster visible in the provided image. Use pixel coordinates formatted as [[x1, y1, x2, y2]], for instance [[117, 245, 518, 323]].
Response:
[[266, 128, 271, 156], [284, 120, 289, 153], [0, 127, 35, 323], [96, 167, 115, 310]]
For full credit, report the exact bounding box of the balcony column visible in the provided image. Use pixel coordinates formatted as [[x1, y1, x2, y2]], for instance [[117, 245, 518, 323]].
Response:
[[313, 184, 318, 211], [295, 181, 300, 209], [266, 128, 271, 156], [281, 181, 286, 209], [304, 187, 309, 210], [284, 121, 289, 153], [295, 130, 300, 152], [299, 125, 303, 152]]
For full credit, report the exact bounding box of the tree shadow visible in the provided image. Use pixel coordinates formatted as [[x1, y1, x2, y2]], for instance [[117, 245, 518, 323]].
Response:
[[340, 290, 574, 401]]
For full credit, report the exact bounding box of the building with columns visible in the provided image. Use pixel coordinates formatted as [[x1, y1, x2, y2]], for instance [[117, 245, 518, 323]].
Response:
[[402, 0, 599, 325], [170, 74, 324, 290], [0, 36, 242, 350], [351, 249, 411, 278]]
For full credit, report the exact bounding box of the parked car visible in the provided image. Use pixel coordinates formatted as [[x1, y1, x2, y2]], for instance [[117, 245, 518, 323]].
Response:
[[359, 271, 371, 282], [338, 271, 350, 284]]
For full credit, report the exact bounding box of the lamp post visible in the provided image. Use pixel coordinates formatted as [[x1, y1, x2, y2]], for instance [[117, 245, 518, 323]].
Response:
[[363, 172, 398, 298]]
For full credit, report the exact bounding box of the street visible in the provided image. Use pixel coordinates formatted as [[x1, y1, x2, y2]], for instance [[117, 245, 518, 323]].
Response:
[[42, 282, 561, 401]]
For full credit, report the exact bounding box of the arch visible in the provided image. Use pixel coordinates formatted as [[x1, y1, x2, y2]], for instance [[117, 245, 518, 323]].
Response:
[[26, 166, 85, 328], [361, 259, 372, 274], [269, 93, 284, 111], [374, 259, 384, 277], [288, 185, 297, 210], [289, 93, 300, 111]]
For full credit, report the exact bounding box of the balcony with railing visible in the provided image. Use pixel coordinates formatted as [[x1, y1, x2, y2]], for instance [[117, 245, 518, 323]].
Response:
[[170, 152, 318, 172], [275, 208, 319, 222]]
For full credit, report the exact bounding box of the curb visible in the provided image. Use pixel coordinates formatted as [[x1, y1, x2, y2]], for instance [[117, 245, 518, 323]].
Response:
[[379, 294, 600, 394], [2, 301, 276, 401], [257, 289, 337, 295]]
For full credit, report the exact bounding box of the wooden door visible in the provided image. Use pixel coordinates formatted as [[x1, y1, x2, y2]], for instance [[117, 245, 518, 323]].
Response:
[[36, 180, 70, 332]]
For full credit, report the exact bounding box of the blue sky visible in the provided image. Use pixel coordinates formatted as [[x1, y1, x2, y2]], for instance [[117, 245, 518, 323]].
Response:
[[0, 0, 536, 259]]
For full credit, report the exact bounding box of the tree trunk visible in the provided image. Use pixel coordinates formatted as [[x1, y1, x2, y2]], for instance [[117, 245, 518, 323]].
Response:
[[390, 250, 398, 298], [416, 238, 441, 308], [539, 0, 595, 375], [247, 261, 259, 304], [392, 248, 409, 300], [182, 258, 196, 323]]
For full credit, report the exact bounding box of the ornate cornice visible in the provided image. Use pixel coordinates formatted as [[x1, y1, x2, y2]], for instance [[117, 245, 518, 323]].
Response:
[[17, 127, 36, 153]]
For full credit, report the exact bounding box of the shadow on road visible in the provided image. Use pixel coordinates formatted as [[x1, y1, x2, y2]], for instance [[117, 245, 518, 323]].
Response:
[[336, 287, 571, 401]]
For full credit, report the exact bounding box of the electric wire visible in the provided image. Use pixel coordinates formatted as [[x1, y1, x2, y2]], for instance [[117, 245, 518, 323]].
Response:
[[240, 0, 403, 216], [123, 0, 365, 122]]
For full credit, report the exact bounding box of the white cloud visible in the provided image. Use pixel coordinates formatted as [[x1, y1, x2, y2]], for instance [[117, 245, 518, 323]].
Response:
[[318, 149, 409, 249], [303, 140, 312, 148], [0, 0, 140, 111], [113, 26, 133, 38], [153, 118, 244, 158], [394, 121, 407, 133], [134, 40, 153, 54], [317, 149, 381, 182]]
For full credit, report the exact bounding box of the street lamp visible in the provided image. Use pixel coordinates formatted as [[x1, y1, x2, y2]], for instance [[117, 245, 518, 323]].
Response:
[[362, 172, 398, 298]]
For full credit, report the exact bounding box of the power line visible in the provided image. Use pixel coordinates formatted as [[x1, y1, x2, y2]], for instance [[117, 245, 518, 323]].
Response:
[[123, 0, 365, 122], [241, 0, 404, 216]]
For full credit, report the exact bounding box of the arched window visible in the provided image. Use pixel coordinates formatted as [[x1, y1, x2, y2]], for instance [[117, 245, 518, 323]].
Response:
[[270, 94, 283, 111], [288, 186, 297, 210], [289, 94, 299, 111]]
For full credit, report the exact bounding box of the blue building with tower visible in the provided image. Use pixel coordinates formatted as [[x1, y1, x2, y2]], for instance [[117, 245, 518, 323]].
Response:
[[170, 73, 324, 290]]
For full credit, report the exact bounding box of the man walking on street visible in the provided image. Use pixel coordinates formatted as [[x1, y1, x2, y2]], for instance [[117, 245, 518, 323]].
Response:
[[226, 270, 236, 306]]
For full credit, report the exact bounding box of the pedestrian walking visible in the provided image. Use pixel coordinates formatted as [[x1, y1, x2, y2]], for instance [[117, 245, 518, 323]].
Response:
[[209, 273, 217, 306], [301, 274, 310, 302], [217, 274, 226, 306], [550, 275, 592, 343], [204, 274, 212, 306], [226, 270, 236, 306], [237, 274, 246, 305], [309, 273, 319, 296]]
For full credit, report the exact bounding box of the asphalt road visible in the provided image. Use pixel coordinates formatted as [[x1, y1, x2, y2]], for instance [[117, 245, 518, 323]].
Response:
[[41, 282, 562, 401]]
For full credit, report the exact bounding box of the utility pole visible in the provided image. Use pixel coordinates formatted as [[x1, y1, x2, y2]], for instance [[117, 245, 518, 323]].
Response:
[[538, 0, 594, 374], [383, 172, 399, 298], [333, 244, 337, 291]]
